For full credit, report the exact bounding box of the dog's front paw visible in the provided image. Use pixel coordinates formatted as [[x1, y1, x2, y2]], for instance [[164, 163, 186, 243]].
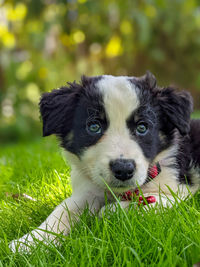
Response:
[[9, 229, 61, 253], [9, 234, 35, 253], [99, 201, 131, 217]]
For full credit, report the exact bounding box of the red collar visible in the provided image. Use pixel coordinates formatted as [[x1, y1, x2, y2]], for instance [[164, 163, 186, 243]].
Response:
[[120, 162, 161, 204]]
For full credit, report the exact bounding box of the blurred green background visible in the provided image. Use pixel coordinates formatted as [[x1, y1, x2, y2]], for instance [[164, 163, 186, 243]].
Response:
[[0, 0, 200, 143]]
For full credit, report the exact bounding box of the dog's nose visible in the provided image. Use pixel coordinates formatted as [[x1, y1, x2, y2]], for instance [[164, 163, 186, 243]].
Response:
[[109, 159, 136, 181]]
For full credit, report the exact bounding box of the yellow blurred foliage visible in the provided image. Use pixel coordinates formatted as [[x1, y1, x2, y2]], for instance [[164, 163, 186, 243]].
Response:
[[0, 25, 7, 37], [195, 13, 200, 28], [16, 61, 33, 80], [182, 0, 196, 14], [38, 67, 48, 79], [6, 3, 27, 21], [144, 5, 157, 18], [27, 21, 43, 33], [44, 4, 59, 21], [78, 0, 87, 3], [2, 31, 16, 48], [60, 33, 71, 47], [72, 30, 85, 44], [79, 14, 89, 25], [120, 20, 132, 35], [105, 35, 123, 58], [25, 83, 40, 104], [0, 25, 16, 48]]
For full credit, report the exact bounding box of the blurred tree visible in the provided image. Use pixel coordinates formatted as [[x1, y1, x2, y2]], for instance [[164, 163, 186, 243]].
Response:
[[0, 0, 200, 142]]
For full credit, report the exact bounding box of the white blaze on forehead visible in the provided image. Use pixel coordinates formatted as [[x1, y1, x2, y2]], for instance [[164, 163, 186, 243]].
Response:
[[80, 76, 148, 190], [97, 75, 139, 128]]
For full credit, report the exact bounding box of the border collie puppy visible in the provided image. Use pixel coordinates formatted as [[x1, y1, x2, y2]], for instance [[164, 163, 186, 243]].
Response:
[[10, 72, 200, 252]]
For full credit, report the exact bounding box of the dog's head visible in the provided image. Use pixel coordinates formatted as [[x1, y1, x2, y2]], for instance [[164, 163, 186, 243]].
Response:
[[40, 72, 193, 192]]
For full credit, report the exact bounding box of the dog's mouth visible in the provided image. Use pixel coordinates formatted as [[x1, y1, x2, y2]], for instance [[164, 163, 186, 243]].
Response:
[[98, 170, 148, 193], [107, 178, 139, 193], [109, 186, 135, 194]]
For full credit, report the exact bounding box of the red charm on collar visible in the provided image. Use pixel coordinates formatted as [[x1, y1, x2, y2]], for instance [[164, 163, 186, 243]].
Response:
[[148, 162, 161, 179], [120, 162, 161, 204], [138, 195, 157, 205], [121, 190, 135, 201]]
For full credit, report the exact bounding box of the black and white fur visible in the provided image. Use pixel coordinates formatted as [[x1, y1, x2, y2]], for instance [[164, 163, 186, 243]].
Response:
[[10, 72, 200, 252]]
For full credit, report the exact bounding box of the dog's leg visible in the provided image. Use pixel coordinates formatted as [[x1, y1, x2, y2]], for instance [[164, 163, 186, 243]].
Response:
[[9, 191, 104, 252], [99, 194, 162, 216], [99, 200, 132, 216]]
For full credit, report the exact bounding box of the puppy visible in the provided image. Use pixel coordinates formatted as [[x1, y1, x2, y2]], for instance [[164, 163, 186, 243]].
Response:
[[10, 72, 200, 252]]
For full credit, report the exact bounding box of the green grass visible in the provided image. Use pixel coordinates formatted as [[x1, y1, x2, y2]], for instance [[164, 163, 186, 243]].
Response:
[[192, 111, 200, 119], [0, 138, 200, 266]]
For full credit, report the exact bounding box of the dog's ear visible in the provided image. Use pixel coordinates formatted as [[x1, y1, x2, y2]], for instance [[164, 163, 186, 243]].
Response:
[[144, 70, 157, 89], [155, 87, 193, 135], [134, 71, 157, 90], [39, 83, 81, 137]]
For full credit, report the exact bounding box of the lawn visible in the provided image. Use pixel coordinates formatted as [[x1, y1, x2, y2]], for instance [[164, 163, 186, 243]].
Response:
[[0, 137, 200, 266]]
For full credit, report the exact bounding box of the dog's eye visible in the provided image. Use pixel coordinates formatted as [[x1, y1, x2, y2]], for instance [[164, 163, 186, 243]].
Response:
[[136, 123, 148, 135], [87, 121, 102, 134]]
